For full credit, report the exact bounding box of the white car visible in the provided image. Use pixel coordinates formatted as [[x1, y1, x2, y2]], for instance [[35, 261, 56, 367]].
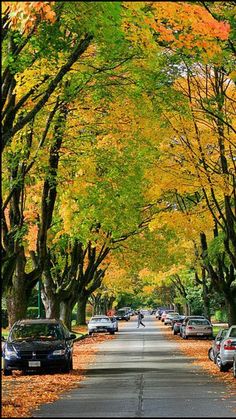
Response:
[[216, 325, 236, 372], [88, 315, 115, 336]]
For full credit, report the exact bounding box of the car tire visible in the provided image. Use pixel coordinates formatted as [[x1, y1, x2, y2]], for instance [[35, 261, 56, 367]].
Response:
[[216, 354, 231, 372], [89, 331, 93, 336], [110, 331, 115, 335], [173, 330, 177, 335], [233, 359, 236, 378], [62, 358, 72, 373], [4, 368, 12, 376], [208, 347, 214, 362]]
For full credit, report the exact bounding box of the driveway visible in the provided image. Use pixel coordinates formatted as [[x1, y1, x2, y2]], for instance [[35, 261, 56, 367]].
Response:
[[33, 315, 236, 417]]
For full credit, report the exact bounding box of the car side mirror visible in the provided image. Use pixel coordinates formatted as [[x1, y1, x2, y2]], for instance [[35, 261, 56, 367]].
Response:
[[66, 333, 76, 340]]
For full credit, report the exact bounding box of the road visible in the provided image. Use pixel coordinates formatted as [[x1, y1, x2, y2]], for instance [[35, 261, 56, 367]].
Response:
[[33, 315, 236, 417]]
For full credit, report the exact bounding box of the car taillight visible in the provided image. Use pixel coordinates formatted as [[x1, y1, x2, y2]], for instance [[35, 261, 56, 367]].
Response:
[[187, 326, 194, 330], [216, 344, 221, 350], [224, 339, 236, 350]]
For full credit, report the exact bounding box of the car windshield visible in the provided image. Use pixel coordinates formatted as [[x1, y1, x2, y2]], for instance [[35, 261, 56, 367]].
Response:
[[188, 319, 210, 326], [230, 328, 236, 337], [9, 323, 64, 341], [90, 318, 110, 323]]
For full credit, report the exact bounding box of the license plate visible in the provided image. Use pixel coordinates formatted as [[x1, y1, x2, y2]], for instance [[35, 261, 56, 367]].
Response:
[[28, 361, 41, 367], [197, 333, 203, 336]]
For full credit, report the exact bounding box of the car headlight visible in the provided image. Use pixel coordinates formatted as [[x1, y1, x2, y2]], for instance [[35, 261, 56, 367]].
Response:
[[52, 349, 66, 356], [4, 347, 18, 359]]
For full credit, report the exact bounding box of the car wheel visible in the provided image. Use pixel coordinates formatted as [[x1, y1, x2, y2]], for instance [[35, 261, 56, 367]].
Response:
[[110, 331, 115, 335], [208, 347, 214, 362], [4, 368, 12, 376], [173, 330, 177, 335], [89, 331, 93, 336], [216, 354, 231, 372], [233, 359, 236, 378], [62, 359, 71, 373]]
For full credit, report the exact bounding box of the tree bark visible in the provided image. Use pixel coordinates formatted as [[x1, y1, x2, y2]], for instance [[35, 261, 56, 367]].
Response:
[[76, 293, 89, 325]]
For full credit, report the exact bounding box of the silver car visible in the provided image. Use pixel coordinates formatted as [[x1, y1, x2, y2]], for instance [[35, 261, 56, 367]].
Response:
[[109, 316, 119, 332], [216, 325, 236, 372], [182, 317, 213, 339], [88, 315, 115, 336], [180, 315, 208, 337], [233, 353, 236, 378], [208, 328, 229, 362], [164, 312, 179, 325]]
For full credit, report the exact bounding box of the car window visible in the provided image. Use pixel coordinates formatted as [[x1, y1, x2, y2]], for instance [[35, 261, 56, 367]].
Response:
[[90, 318, 110, 323], [188, 319, 210, 326], [230, 328, 236, 337], [9, 323, 64, 341]]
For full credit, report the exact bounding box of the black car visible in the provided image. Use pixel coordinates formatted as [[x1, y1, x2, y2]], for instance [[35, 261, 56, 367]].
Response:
[[2, 318, 76, 376], [114, 309, 130, 321]]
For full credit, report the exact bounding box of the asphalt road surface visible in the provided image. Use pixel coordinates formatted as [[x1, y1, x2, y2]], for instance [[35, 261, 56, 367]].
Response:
[[33, 315, 236, 417]]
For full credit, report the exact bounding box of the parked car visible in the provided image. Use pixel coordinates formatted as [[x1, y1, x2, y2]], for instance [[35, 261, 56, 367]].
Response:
[[2, 319, 76, 376], [114, 309, 130, 321], [1, 336, 6, 370], [181, 317, 213, 339], [164, 312, 180, 325], [109, 316, 119, 332], [215, 325, 236, 372], [208, 328, 229, 362], [180, 315, 208, 337], [155, 308, 168, 320], [88, 315, 115, 335], [161, 310, 175, 323], [233, 352, 236, 378], [172, 316, 186, 335]]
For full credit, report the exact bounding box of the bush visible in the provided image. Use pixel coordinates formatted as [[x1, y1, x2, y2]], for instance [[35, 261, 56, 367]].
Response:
[[214, 309, 228, 323]]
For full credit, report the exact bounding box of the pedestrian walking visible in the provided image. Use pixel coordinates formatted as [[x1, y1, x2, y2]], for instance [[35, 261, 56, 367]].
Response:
[[137, 310, 145, 328]]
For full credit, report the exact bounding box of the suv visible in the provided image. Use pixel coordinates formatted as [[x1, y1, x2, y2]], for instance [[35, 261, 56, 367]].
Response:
[[215, 325, 236, 372], [2, 319, 76, 376]]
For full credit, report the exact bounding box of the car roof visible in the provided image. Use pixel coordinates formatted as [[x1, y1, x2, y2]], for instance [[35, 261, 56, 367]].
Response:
[[13, 319, 61, 325], [185, 315, 206, 319], [92, 315, 109, 318]]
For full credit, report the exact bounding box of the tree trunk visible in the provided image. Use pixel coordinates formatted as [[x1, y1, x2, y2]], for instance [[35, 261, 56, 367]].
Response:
[[201, 270, 211, 320], [60, 299, 74, 330], [41, 288, 60, 319], [6, 248, 32, 327], [76, 293, 89, 325], [7, 285, 28, 328], [224, 292, 236, 326]]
